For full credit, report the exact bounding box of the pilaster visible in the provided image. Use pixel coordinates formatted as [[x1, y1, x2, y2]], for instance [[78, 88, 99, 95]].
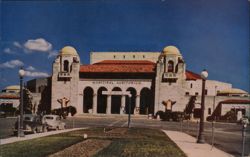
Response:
[[106, 95, 111, 114]]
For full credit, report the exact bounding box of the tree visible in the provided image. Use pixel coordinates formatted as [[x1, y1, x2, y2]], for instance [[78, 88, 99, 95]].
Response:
[[22, 88, 33, 114], [37, 85, 51, 115], [184, 96, 196, 118]]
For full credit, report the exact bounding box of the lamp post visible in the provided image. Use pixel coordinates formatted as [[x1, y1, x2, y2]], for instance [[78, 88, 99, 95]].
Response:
[[213, 86, 217, 112], [197, 69, 208, 143], [18, 67, 25, 137]]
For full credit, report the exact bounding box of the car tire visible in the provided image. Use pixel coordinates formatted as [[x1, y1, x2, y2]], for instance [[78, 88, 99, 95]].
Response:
[[13, 131, 17, 136], [43, 127, 48, 132], [33, 128, 37, 134]]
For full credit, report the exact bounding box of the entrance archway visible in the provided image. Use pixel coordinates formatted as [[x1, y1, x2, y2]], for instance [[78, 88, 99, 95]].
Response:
[[111, 87, 122, 114], [125, 87, 136, 114], [140, 88, 153, 115], [83, 87, 93, 113], [97, 87, 108, 113]]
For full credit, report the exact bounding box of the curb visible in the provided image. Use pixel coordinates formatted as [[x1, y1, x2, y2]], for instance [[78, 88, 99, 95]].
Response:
[[0, 128, 85, 145]]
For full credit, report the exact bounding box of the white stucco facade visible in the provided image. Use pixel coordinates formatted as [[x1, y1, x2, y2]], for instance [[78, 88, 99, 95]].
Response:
[[50, 46, 249, 119]]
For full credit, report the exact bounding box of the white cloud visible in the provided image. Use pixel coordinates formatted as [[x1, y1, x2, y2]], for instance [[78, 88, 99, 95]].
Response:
[[0, 60, 24, 68], [12, 38, 58, 58], [24, 38, 52, 52], [3, 48, 15, 54], [24, 71, 49, 77], [13, 41, 22, 48], [26, 66, 35, 71]]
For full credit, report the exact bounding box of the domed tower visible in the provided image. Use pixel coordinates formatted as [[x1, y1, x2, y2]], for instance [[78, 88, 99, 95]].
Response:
[[53, 46, 80, 76], [51, 46, 80, 112], [159, 46, 186, 82], [154, 46, 187, 115]]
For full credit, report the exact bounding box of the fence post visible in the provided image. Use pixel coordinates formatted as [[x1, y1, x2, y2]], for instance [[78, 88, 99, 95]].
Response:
[[196, 120, 199, 140], [211, 120, 215, 150]]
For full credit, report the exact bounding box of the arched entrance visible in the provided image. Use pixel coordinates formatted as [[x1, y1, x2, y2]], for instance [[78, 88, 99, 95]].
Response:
[[83, 87, 94, 113], [111, 87, 122, 114], [140, 88, 153, 115], [97, 87, 108, 113], [125, 87, 136, 114]]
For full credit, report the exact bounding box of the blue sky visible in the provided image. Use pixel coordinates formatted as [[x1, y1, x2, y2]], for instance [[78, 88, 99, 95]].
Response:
[[0, 0, 249, 92]]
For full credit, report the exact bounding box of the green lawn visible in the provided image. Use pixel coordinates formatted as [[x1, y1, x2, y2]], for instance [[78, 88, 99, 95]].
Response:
[[0, 133, 84, 157], [94, 128, 186, 157], [0, 127, 186, 157]]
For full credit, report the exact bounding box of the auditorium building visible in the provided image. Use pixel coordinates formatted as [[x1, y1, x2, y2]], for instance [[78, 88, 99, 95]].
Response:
[[50, 46, 249, 119]]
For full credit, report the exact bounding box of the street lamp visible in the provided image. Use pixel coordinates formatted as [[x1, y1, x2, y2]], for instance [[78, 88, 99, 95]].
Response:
[[197, 69, 208, 143], [18, 67, 25, 137]]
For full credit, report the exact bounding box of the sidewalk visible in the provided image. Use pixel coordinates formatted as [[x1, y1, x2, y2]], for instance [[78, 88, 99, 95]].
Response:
[[163, 130, 233, 157], [0, 128, 83, 145]]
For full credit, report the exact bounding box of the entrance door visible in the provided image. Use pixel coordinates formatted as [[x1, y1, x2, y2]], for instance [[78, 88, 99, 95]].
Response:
[[125, 87, 136, 114], [97, 87, 108, 113], [83, 87, 93, 113], [111, 87, 122, 114]]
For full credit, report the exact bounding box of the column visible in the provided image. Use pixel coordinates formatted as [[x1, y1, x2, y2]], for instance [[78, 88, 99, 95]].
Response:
[[120, 95, 126, 114], [106, 94, 111, 114], [92, 93, 97, 114], [134, 95, 140, 115]]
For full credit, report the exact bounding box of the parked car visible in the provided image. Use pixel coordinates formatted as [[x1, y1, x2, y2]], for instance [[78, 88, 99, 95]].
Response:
[[171, 111, 184, 122], [156, 110, 184, 122], [239, 117, 249, 125], [0, 111, 6, 118], [13, 114, 46, 135], [42, 115, 66, 130]]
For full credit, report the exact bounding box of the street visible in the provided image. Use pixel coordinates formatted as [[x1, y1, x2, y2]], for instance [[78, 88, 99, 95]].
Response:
[[0, 115, 249, 157]]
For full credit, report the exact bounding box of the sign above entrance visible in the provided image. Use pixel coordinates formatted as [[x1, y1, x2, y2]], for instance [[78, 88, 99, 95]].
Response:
[[92, 81, 142, 85], [102, 91, 131, 97]]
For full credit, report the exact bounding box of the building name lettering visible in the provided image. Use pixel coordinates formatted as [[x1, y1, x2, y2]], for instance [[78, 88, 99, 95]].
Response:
[[92, 81, 141, 85]]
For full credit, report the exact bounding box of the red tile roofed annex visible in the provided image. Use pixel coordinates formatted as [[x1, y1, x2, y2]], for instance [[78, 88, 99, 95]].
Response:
[[80, 60, 202, 80], [220, 99, 250, 104], [0, 94, 19, 99]]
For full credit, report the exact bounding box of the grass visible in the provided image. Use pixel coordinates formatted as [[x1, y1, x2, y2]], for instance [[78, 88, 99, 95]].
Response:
[[0, 127, 186, 157], [94, 128, 186, 157], [0, 132, 84, 157]]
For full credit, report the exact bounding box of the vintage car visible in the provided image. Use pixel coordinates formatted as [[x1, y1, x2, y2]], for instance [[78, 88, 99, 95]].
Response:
[[42, 115, 66, 130], [239, 117, 249, 125], [13, 114, 46, 134], [0, 111, 6, 118]]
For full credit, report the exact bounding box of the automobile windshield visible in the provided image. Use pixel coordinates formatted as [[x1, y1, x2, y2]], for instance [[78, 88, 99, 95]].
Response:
[[44, 117, 54, 120], [24, 117, 31, 121]]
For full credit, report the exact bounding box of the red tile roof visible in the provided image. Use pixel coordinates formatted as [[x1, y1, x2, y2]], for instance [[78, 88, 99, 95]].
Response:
[[80, 60, 202, 80], [80, 60, 155, 73], [186, 70, 202, 80], [220, 99, 250, 104], [0, 94, 19, 99], [94, 60, 155, 65]]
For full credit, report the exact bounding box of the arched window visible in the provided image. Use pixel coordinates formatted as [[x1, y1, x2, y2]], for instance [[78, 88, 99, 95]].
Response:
[[63, 60, 69, 72], [167, 60, 174, 72]]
